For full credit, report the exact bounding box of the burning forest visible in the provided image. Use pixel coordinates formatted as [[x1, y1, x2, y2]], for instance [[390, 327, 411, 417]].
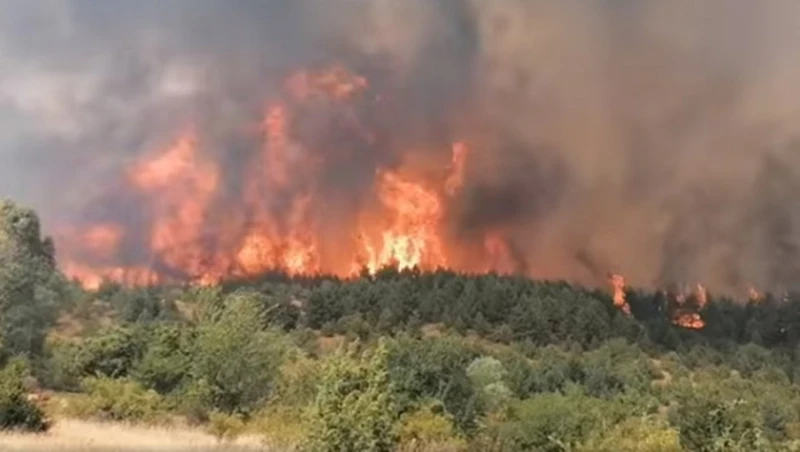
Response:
[[54, 64, 512, 289], [4, 1, 800, 302], [8, 5, 800, 448]]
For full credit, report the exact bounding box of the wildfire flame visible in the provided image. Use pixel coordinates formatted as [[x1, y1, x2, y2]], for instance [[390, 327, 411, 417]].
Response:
[[59, 64, 482, 288], [748, 286, 763, 302], [129, 131, 221, 282], [358, 169, 447, 273], [670, 283, 706, 330], [609, 273, 631, 316], [53, 62, 716, 331]]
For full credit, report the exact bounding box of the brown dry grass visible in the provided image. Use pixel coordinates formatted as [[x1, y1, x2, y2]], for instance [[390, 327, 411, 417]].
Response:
[[0, 419, 273, 452]]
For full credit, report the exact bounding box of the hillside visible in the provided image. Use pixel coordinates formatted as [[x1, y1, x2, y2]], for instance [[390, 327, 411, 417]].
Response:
[[1, 200, 800, 450]]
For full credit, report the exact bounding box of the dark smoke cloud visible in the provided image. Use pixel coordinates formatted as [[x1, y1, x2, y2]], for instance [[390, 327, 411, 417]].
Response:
[[2, 0, 800, 293]]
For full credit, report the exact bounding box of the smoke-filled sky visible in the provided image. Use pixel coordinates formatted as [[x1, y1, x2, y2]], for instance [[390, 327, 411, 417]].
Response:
[[3, 0, 800, 293]]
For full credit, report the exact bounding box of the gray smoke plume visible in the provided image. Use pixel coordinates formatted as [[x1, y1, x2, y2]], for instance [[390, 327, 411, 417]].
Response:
[[2, 0, 800, 294]]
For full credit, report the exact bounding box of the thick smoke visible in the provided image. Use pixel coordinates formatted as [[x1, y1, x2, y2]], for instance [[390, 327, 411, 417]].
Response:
[[2, 0, 800, 293]]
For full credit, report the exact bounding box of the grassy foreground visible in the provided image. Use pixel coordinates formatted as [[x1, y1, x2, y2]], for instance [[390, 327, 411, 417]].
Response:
[[0, 419, 269, 452]]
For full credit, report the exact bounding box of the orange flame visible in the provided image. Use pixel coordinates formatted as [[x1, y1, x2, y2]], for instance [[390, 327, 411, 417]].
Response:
[[609, 273, 631, 316], [670, 283, 706, 329], [57, 64, 517, 290], [358, 170, 446, 273], [63, 262, 160, 291], [80, 224, 124, 259], [129, 132, 221, 282], [695, 283, 708, 308], [261, 104, 292, 188], [748, 286, 763, 302], [673, 313, 705, 329]]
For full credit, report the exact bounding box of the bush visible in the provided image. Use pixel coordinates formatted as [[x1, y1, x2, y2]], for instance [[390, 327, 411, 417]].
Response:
[[38, 339, 82, 391], [132, 324, 193, 394], [669, 397, 771, 452], [397, 401, 466, 451], [387, 335, 480, 433], [306, 341, 399, 452], [490, 389, 629, 452], [69, 377, 165, 423], [271, 354, 323, 407], [0, 358, 49, 432], [252, 405, 309, 450], [189, 294, 291, 414], [577, 416, 681, 452], [76, 327, 144, 379], [467, 356, 513, 413], [207, 410, 246, 441]]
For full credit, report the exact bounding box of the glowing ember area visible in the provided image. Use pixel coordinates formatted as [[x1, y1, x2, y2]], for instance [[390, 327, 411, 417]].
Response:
[[670, 284, 707, 330], [62, 262, 161, 291], [748, 286, 763, 302], [673, 313, 705, 329], [609, 273, 631, 316]]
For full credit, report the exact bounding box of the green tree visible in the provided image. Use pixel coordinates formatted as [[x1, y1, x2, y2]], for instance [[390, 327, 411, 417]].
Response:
[[0, 200, 66, 358], [189, 293, 290, 414], [132, 324, 194, 394], [306, 340, 399, 452], [76, 327, 145, 379], [467, 356, 512, 413], [386, 335, 479, 433]]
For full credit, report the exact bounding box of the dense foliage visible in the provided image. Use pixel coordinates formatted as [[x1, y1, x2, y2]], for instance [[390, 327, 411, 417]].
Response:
[[6, 199, 800, 450], [0, 358, 49, 432]]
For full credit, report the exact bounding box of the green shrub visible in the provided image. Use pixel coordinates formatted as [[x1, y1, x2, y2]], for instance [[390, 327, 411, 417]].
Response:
[[386, 335, 480, 433], [38, 339, 82, 391], [398, 401, 466, 451], [0, 358, 49, 432], [669, 397, 773, 452], [76, 327, 145, 378], [271, 354, 323, 407], [305, 341, 399, 452], [173, 378, 214, 424], [189, 294, 291, 414], [206, 410, 246, 441], [577, 416, 681, 452], [252, 405, 309, 450], [467, 356, 513, 413], [132, 324, 194, 394], [69, 376, 165, 423], [489, 389, 629, 452]]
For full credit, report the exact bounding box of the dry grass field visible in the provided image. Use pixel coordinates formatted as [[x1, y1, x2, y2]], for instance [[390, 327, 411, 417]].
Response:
[[0, 419, 274, 452]]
